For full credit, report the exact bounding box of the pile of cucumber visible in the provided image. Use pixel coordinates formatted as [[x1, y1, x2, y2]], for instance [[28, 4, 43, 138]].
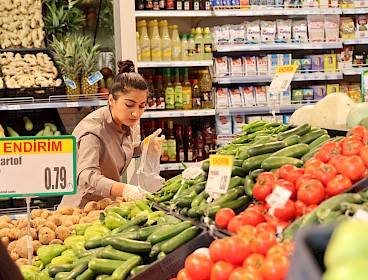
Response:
[[49, 214, 199, 280], [149, 122, 344, 222], [6, 116, 61, 137]]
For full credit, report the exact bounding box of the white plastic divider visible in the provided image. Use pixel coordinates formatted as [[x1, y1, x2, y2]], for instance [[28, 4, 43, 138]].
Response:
[[137, 60, 213, 68]]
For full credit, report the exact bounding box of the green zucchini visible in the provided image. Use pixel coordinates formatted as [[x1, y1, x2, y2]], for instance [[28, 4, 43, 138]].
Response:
[[244, 175, 255, 197], [130, 265, 148, 277], [149, 240, 167, 260], [308, 134, 331, 150], [64, 261, 89, 280], [175, 190, 197, 208], [261, 156, 303, 170], [238, 149, 249, 161], [76, 268, 96, 280], [282, 135, 301, 146], [55, 272, 71, 280], [88, 259, 124, 275], [231, 166, 247, 177], [191, 191, 205, 208], [270, 143, 310, 158], [48, 264, 74, 278], [206, 196, 251, 218], [44, 122, 57, 132], [247, 141, 286, 157], [250, 169, 265, 180], [96, 275, 111, 280], [193, 182, 206, 194], [7, 126, 19, 137], [116, 216, 148, 233], [229, 176, 243, 189], [233, 159, 244, 167], [109, 238, 152, 254], [202, 161, 210, 172], [147, 221, 193, 245], [84, 238, 104, 250], [111, 256, 142, 280], [161, 226, 199, 254], [101, 246, 139, 261], [242, 153, 273, 172], [43, 125, 53, 136], [23, 116, 33, 131], [137, 224, 171, 241], [299, 129, 327, 144], [277, 123, 311, 141]]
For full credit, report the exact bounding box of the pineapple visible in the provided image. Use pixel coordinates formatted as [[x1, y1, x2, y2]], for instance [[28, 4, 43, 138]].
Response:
[[80, 38, 100, 96], [50, 34, 83, 99]]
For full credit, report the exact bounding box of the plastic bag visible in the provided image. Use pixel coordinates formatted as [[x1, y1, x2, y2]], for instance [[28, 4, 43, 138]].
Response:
[[136, 136, 165, 193]]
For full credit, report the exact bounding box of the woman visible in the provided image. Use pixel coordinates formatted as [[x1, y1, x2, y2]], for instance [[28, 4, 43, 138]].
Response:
[[59, 60, 164, 209]]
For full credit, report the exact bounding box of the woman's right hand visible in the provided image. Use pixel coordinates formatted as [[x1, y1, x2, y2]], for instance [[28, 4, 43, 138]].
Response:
[[122, 184, 150, 201]]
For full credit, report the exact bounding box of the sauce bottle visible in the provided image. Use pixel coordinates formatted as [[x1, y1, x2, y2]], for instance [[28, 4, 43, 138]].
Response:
[[139, 20, 151, 61], [181, 34, 189, 61], [154, 75, 165, 110], [186, 126, 195, 162], [164, 68, 175, 109], [191, 79, 201, 109], [203, 27, 213, 61], [182, 68, 192, 110], [177, 126, 185, 162], [171, 25, 181, 61], [150, 20, 162, 61], [158, 120, 169, 162], [161, 21, 172, 61], [194, 27, 204, 60], [174, 68, 183, 109], [167, 120, 177, 162]]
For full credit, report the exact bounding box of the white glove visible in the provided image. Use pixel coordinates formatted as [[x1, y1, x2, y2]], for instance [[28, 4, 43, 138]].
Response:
[[144, 128, 165, 155], [122, 184, 150, 201]]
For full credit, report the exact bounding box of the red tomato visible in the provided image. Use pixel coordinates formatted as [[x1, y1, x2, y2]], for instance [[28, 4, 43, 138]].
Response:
[[313, 163, 337, 186], [215, 208, 236, 228], [210, 261, 235, 280], [284, 168, 305, 185], [255, 222, 276, 234], [227, 216, 244, 234], [209, 239, 226, 263], [359, 146, 368, 168], [177, 269, 193, 280], [241, 209, 266, 227], [253, 183, 273, 202], [294, 200, 306, 217], [243, 253, 266, 271], [347, 126, 367, 138], [250, 231, 277, 255], [224, 236, 252, 265], [238, 224, 258, 237], [297, 179, 325, 205], [305, 204, 318, 214], [266, 243, 292, 258], [247, 203, 268, 215], [338, 155, 366, 182], [229, 267, 264, 280], [342, 139, 364, 156], [264, 214, 280, 229], [277, 221, 290, 230], [295, 173, 315, 191], [272, 179, 297, 200], [278, 165, 297, 180], [318, 142, 342, 163], [273, 199, 297, 222], [261, 255, 290, 280], [344, 135, 363, 143], [304, 158, 324, 174], [185, 254, 213, 280], [326, 174, 353, 197], [328, 155, 348, 170], [256, 172, 278, 185]]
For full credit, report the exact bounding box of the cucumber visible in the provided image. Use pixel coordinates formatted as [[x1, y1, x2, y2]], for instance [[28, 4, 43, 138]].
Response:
[[229, 176, 243, 189], [250, 169, 265, 180], [231, 166, 247, 177], [77, 247, 104, 258], [23, 116, 33, 131], [270, 143, 310, 158], [44, 122, 57, 132], [252, 135, 275, 145], [207, 196, 250, 218], [147, 221, 193, 245], [76, 268, 96, 280], [43, 125, 53, 136], [191, 191, 205, 208], [116, 216, 148, 233], [161, 226, 199, 254], [247, 141, 286, 157], [109, 238, 152, 254], [261, 156, 303, 170], [157, 251, 166, 259], [137, 224, 171, 241], [238, 149, 249, 161], [101, 246, 139, 261], [162, 215, 182, 224], [48, 264, 75, 277], [65, 261, 89, 280], [205, 188, 240, 208], [180, 207, 189, 216], [202, 161, 210, 172], [111, 256, 142, 280], [233, 159, 244, 167], [54, 131, 61, 136], [175, 190, 197, 208], [88, 259, 124, 275], [242, 153, 273, 172], [194, 182, 206, 194], [84, 238, 104, 250], [308, 134, 331, 150], [299, 129, 327, 144], [130, 265, 148, 277], [96, 275, 110, 280], [149, 240, 167, 260], [35, 129, 44, 136], [277, 123, 311, 141], [244, 175, 255, 197], [282, 135, 301, 146], [6, 126, 19, 137], [55, 272, 71, 280]]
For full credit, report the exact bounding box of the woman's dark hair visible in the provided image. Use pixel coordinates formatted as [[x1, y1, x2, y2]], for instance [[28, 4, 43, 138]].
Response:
[[110, 60, 148, 99]]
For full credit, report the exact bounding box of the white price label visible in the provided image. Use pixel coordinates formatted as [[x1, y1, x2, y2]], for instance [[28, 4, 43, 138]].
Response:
[[66, 102, 79, 108], [266, 186, 292, 210], [353, 209, 368, 222], [7, 105, 21, 110], [182, 164, 203, 180], [0, 136, 76, 197], [248, 45, 260, 51], [87, 71, 104, 86], [205, 155, 233, 195], [98, 100, 107, 106], [63, 76, 77, 89], [268, 65, 298, 94]]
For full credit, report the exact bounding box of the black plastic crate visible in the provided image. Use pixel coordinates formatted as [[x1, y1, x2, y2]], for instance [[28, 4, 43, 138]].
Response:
[[11, 198, 26, 208], [31, 196, 62, 209], [343, 177, 368, 194], [0, 78, 4, 98], [0, 108, 68, 137], [287, 225, 334, 280], [0, 49, 65, 99], [0, 198, 11, 209]]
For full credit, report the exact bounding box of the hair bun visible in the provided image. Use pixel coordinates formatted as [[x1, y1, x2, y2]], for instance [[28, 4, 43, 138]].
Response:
[[117, 60, 135, 74]]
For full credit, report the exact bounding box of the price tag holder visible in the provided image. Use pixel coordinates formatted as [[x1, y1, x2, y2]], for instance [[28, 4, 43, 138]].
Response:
[[268, 65, 298, 95], [266, 186, 292, 210], [66, 102, 79, 108], [182, 163, 203, 180], [0, 136, 77, 197], [63, 76, 77, 89], [205, 155, 233, 195], [353, 209, 368, 222], [87, 71, 103, 86], [7, 104, 21, 110]]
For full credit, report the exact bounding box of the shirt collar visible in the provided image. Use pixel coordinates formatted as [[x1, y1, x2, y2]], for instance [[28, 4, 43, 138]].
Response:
[[103, 106, 131, 136]]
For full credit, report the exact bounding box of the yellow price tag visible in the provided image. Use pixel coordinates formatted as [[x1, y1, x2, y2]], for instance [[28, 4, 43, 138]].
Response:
[[209, 155, 233, 167], [276, 65, 298, 74]]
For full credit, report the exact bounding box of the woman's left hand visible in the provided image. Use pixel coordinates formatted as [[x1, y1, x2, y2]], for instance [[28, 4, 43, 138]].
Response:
[[145, 128, 165, 155]]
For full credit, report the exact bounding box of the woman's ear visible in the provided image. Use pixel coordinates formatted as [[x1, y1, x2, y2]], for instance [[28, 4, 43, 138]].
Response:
[[108, 94, 114, 106]]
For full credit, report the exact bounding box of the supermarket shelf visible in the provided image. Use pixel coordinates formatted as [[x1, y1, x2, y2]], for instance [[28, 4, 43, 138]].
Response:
[[216, 104, 306, 115], [343, 68, 368, 75], [342, 7, 368, 14], [137, 60, 212, 68], [215, 42, 343, 52], [213, 72, 343, 84], [212, 8, 341, 16], [160, 162, 198, 171], [135, 10, 212, 17], [342, 38, 368, 45], [142, 109, 216, 118]]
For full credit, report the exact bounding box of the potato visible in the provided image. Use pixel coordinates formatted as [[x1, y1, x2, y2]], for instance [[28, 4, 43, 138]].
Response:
[[32, 240, 42, 254], [40, 210, 52, 220], [72, 208, 83, 216], [49, 239, 63, 245], [55, 226, 70, 241], [0, 215, 12, 223], [87, 210, 103, 218], [31, 209, 42, 219], [47, 216, 62, 226], [38, 227, 56, 245], [80, 217, 93, 224], [16, 236, 30, 258], [17, 218, 28, 230], [0, 221, 10, 230], [0, 228, 10, 238], [10, 248, 19, 261], [84, 201, 99, 213], [57, 206, 74, 215], [19, 228, 37, 240], [66, 215, 80, 225], [43, 221, 57, 232], [1, 236, 10, 247], [8, 228, 20, 240], [81, 213, 87, 217], [15, 258, 29, 267], [97, 198, 112, 210], [32, 217, 46, 229], [8, 223, 14, 229], [61, 220, 73, 228], [69, 225, 76, 232], [8, 240, 17, 253]]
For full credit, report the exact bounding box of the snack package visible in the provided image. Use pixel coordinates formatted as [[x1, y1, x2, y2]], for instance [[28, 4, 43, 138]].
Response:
[[255, 85, 267, 106], [216, 87, 230, 108], [230, 24, 246, 44], [325, 15, 340, 42], [311, 55, 324, 73], [292, 59, 302, 71], [232, 115, 246, 135], [292, 20, 309, 43], [301, 58, 312, 73], [303, 88, 314, 102], [337, 46, 353, 70], [257, 55, 268, 75], [324, 54, 337, 73], [280, 86, 291, 105], [276, 19, 292, 43], [292, 89, 303, 104], [268, 54, 279, 75], [241, 86, 256, 106], [215, 56, 229, 77], [246, 20, 261, 43], [355, 15, 368, 38], [244, 56, 257, 75], [279, 54, 292, 65], [340, 0, 354, 8], [302, 0, 318, 8], [348, 83, 363, 102], [339, 83, 349, 94], [311, 85, 327, 100], [326, 84, 339, 94], [261, 21, 276, 43], [340, 17, 355, 39], [213, 25, 231, 45], [307, 15, 325, 43], [216, 115, 232, 135], [229, 56, 244, 76], [228, 87, 244, 107]]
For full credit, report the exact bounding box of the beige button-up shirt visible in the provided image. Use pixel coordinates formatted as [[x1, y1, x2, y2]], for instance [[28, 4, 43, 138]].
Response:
[[59, 106, 141, 209]]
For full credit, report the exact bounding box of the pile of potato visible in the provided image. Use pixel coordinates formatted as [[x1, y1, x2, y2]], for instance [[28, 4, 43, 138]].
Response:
[[0, 52, 62, 88], [0, 0, 45, 49], [0, 198, 119, 266]]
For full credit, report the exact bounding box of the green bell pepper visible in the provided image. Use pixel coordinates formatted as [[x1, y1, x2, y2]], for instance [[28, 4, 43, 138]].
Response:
[[61, 249, 77, 259], [105, 206, 130, 218], [105, 212, 127, 230], [84, 225, 110, 241], [37, 269, 52, 280], [74, 223, 93, 235], [50, 255, 74, 265], [37, 244, 67, 265], [64, 235, 85, 249], [20, 265, 39, 280]]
